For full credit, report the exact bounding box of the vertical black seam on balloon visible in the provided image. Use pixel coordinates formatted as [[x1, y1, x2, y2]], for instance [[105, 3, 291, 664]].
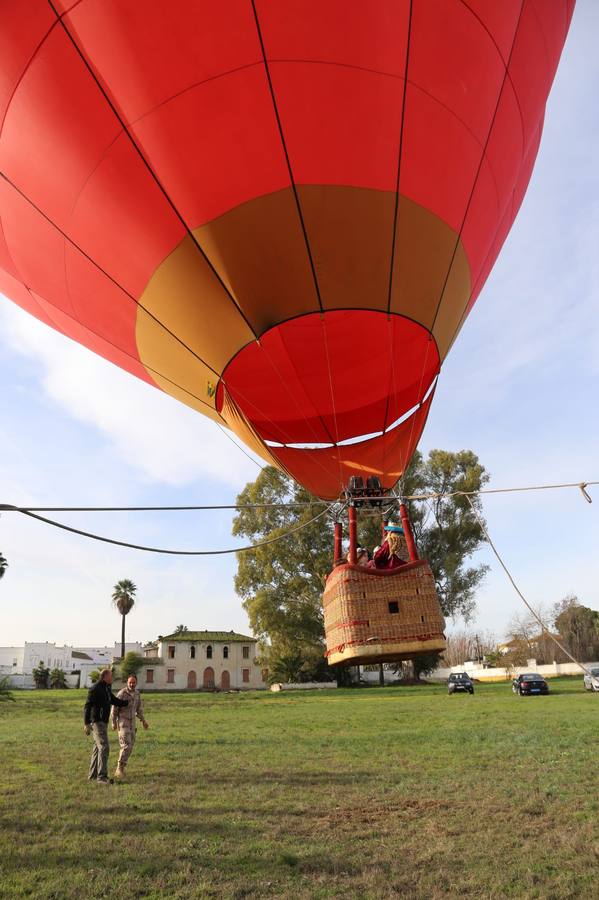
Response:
[[249, 0, 324, 316], [445, 115, 541, 354], [318, 316, 346, 492], [397, 376, 438, 499], [429, 0, 526, 338], [445, 107, 544, 354], [0, 170, 223, 383], [380, 0, 413, 468], [386, 0, 413, 318], [442, 6, 545, 354], [399, 337, 436, 474], [250, 0, 343, 456], [45, 0, 260, 342], [458, 0, 527, 145]]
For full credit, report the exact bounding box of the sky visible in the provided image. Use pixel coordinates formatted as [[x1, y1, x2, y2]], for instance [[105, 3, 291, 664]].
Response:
[[1, 2, 598, 649]]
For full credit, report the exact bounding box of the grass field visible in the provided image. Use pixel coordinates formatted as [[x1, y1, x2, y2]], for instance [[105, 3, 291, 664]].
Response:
[[1, 678, 598, 899]]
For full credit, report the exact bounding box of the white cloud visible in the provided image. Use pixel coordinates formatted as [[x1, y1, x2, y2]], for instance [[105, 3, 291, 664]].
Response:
[[0, 302, 262, 488]]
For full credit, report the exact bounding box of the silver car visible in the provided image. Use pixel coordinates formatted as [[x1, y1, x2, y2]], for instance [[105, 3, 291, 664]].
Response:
[[583, 667, 599, 692]]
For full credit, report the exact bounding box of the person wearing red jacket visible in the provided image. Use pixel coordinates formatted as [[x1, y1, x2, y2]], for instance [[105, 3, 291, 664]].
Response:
[[372, 523, 407, 570]]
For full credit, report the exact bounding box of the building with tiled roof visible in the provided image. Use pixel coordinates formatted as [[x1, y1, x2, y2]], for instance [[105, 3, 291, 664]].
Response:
[[141, 630, 265, 691], [159, 630, 256, 643]]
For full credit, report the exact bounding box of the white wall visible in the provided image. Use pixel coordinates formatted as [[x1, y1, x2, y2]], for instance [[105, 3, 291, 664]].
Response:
[[23, 642, 79, 673], [0, 646, 24, 671], [429, 659, 599, 682], [76, 643, 143, 664]]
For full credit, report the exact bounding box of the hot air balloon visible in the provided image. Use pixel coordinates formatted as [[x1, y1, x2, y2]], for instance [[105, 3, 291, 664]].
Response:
[[0, 1, 574, 662]]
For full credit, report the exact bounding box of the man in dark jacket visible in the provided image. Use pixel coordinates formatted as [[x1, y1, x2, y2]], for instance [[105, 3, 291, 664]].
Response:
[[83, 668, 128, 784]]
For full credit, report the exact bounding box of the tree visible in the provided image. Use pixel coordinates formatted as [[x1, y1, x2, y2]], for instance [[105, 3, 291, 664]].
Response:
[[401, 450, 490, 621], [506, 604, 567, 665], [173, 625, 189, 635], [233, 450, 490, 680], [119, 651, 146, 681], [49, 668, 68, 689], [89, 665, 115, 684], [442, 630, 497, 667], [32, 662, 50, 689], [413, 650, 444, 680], [112, 579, 137, 659], [233, 467, 333, 683], [0, 552, 7, 580], [553, 595, 599, 662], [0, 676, 15, 703]]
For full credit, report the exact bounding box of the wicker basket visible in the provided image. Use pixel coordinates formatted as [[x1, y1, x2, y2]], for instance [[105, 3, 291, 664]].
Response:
[[323, 560, 446, 666]]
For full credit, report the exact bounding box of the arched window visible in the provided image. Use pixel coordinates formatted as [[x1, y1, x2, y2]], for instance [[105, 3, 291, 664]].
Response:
[[223, 646, 229, 659], [206, 645, 213, 659], [190, 645, 196, 659]]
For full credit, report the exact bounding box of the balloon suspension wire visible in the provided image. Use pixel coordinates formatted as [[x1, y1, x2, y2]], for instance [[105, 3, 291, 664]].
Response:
[[396, 336, 435, 502], [215, 423, 264, 471], [464, 493, 594, 677], [319, 316, 346, 496]]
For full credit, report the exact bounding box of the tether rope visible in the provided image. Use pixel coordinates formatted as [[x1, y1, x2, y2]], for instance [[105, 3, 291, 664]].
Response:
[[403, 480, 597, 502], [464, 494, 594, 677], [1, 479, 595, 554], [3, 479, 594, 512], [0, 503, 334, 556]]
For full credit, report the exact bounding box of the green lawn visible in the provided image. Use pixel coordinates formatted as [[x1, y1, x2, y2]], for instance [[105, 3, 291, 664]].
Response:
[[1, 679, 597, 899]]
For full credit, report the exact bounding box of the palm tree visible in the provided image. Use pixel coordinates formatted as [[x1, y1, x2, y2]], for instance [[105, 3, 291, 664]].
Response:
[[49, 668, 68, 689], [0, 553, 8, 580], [112, 579, 137, 659]]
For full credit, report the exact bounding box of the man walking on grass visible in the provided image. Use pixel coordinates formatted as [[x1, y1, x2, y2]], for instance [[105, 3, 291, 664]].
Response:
[[83, 668, 128, 784], [111, 673, 149, 781]]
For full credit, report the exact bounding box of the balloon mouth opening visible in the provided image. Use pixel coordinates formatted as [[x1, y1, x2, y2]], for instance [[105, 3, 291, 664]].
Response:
[[261, 374, 438, 449], [217, 309, 439, 449]]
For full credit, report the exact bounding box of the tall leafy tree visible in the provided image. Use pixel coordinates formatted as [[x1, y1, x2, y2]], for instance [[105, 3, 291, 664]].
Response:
[[119, 651, 147, 680], [233, 450, 490, 680], [553, 595, 599, 661], [112, 579, 137, 659], [173, 624, 189, 635], [0, 552, 8, 580], [401, 449, 490, 621], [233, 467, 332, 682]]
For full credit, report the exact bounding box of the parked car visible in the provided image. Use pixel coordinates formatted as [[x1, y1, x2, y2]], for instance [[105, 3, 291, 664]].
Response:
[[512, 673, 549, 696], [447, 672, 474, 695], [583, 667, 599, 692]]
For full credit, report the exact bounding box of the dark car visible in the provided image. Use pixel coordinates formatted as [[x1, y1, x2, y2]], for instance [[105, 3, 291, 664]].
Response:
[[447, 672, 474, 695], [512, 673, 549, 696]]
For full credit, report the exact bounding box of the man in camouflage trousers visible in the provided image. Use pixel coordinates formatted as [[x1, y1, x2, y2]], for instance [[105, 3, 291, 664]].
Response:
[[84, 668, 128, 784], [111, 673, 149, 780]]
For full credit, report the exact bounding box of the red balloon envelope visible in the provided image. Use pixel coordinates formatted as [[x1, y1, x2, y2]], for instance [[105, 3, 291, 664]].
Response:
[[0, 0, 574, 498]]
